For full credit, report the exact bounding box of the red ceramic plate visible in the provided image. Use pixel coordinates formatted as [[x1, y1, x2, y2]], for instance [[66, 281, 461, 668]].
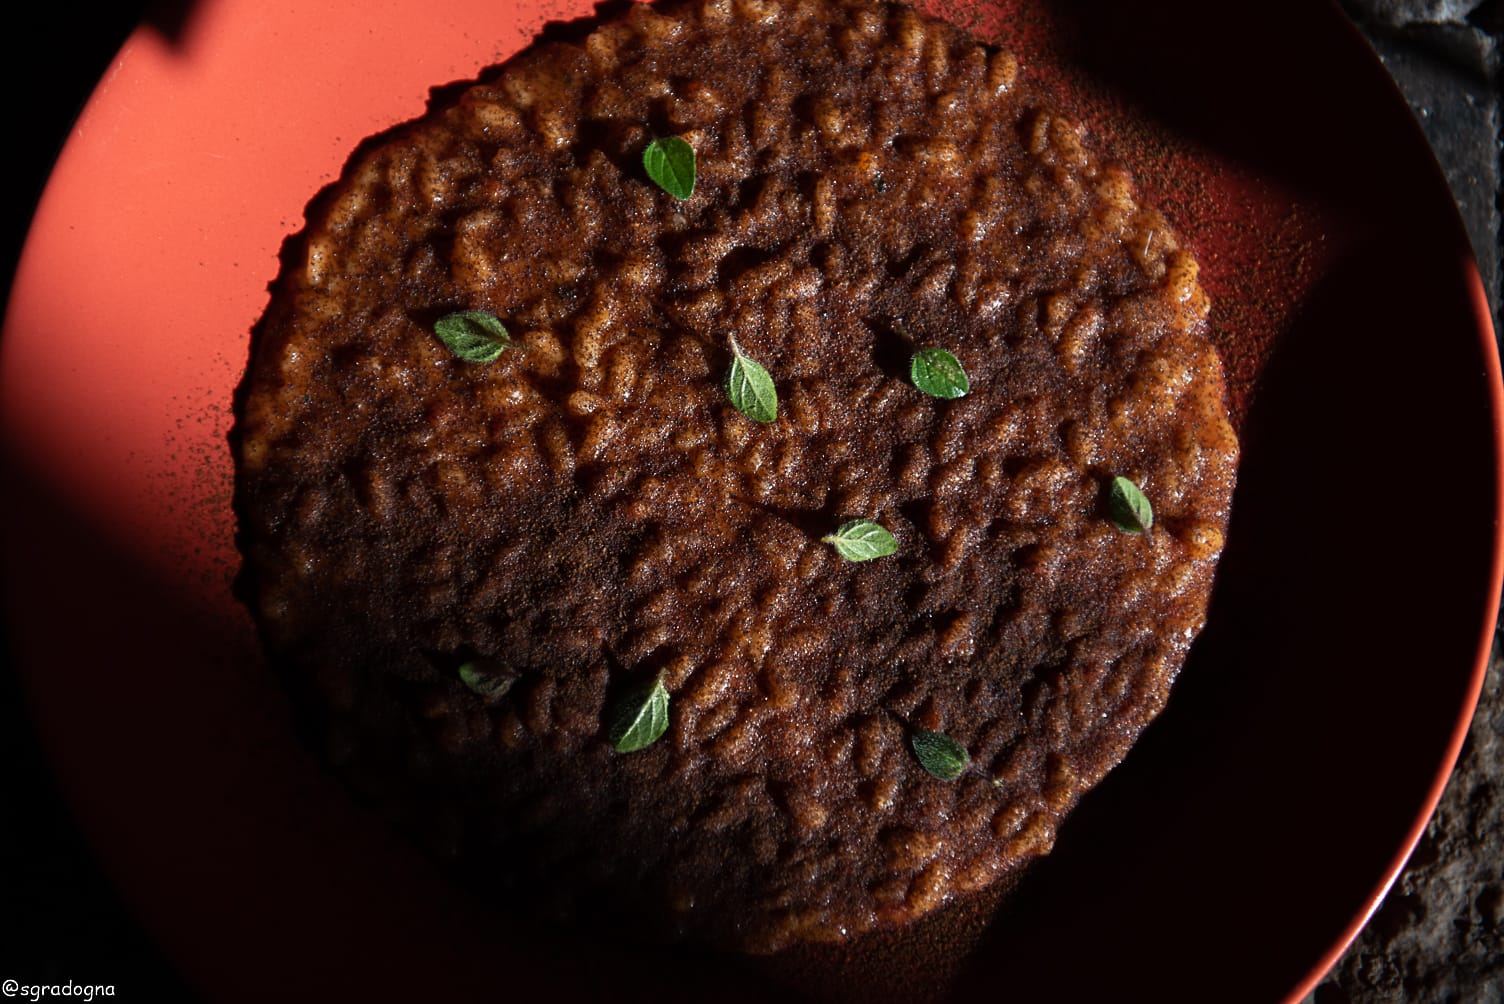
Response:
[[3, 0, 1499, 1000]]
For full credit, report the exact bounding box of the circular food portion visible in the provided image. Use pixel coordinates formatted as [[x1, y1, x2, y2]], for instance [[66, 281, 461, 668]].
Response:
[[235, 0, 1238, 953]]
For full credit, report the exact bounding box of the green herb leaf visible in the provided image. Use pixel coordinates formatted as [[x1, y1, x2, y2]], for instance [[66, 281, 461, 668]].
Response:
[[458, 658, 517, 701], [1108, 476, 1154, 534], [910, 348, 970, 399], [821, 519, 898, 561], [726, 343, 778, 423], [643, 136, 696, 200], [911, 730, 969, 781], [609, 677, 670, 753], [434, 310, 510, 363]]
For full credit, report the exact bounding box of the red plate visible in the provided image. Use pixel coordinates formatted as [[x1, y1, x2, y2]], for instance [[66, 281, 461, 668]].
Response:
[[3, 0, 1499, 1000]]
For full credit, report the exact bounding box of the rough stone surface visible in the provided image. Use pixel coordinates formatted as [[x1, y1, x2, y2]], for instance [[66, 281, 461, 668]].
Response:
[[1310, 4, 1503, 1001], [1343, 0, 1490, 26]]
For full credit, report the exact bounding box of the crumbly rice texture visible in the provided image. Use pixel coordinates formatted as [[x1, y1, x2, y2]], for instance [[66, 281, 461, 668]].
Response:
[[235, 0, 1239, 953]]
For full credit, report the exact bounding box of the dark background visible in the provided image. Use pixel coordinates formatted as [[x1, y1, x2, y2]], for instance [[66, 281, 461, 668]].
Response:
[[2, 1, 1500, 1001], [3, 8, 199, 1000]]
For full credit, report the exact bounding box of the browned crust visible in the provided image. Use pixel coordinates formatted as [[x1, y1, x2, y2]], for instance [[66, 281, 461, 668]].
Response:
[[235, 0, 1237, 952]]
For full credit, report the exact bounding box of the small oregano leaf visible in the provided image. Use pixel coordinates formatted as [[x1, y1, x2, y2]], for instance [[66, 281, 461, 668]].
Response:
[[912, 730, 969, 781], [434, 310, 510, 363], [458, 658, 517, 702], [822, 520, 897, 561], [609, 677, 670, 753], [1108, 476, 1154, 534], [726, 342, 778, 423], [910, 348, 970, 399], [643, 136, 696, 200]]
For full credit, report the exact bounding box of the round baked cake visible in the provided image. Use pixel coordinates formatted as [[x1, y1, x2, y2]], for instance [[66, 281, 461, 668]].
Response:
[[235, 0, 1238, 953]]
